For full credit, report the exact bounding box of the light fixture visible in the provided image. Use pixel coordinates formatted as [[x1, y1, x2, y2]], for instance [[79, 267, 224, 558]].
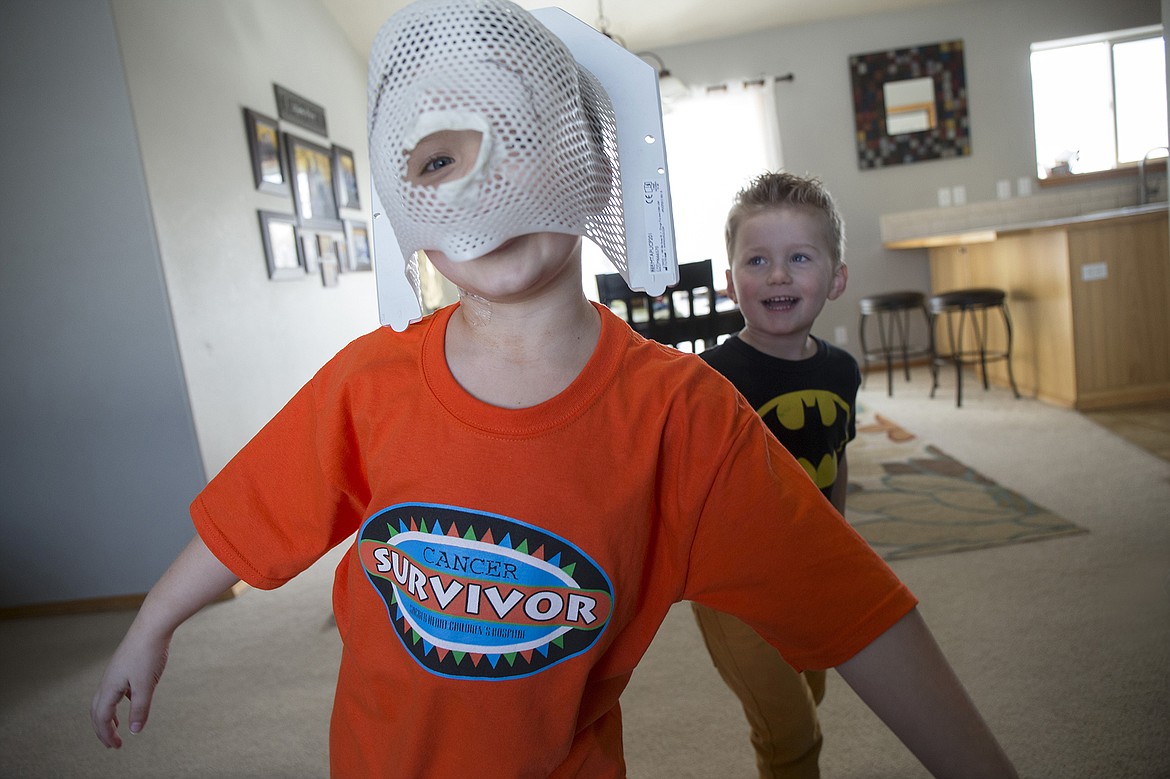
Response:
[[636, 51, 690, 104], [593, 0, 625, 47], [591, 0, 688, 105]]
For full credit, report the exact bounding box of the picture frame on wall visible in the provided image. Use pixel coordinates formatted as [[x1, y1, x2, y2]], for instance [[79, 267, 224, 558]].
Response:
[[316, 233, 338, 267], [344, 219, 372, 272], [257, 210, 304, 280], [244, 109, 288, 195], [274, 83, 328, 137], [332, 144, 361, 210], [334, 234, 350, 272], [285, 132, 342, 229], [317, 232, 342, 287], [315, 231, 345, 287], [301, 231, 320, 274], [320, 257, 341, 288]]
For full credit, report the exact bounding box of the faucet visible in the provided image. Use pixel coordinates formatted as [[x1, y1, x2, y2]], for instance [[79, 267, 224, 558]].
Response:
[[1138, 146, 1169, 205]]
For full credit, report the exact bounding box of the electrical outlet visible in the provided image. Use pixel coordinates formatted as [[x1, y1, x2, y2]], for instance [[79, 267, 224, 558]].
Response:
[[834, 325, 848, 345], [1081, 262, 1108, 282], [937, 187, 952, 207]]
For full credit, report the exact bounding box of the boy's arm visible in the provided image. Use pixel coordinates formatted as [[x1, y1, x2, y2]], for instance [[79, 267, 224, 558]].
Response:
[[836, 608, 1018, 778], [91, 534, 240, 749]]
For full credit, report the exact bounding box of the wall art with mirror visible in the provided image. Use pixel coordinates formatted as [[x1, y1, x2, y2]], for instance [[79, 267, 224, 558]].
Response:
[[849, 40, 971, 170]]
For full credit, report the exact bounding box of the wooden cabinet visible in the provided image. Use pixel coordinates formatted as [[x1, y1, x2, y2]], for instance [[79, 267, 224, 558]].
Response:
[[928, 211, 1170, 409]]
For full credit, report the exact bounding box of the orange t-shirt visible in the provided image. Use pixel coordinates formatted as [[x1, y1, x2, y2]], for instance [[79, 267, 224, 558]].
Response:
[[193, 302, 915, 778]]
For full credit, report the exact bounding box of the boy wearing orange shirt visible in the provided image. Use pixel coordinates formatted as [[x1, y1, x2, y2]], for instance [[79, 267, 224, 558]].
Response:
[[91, 2, 1016, 777]]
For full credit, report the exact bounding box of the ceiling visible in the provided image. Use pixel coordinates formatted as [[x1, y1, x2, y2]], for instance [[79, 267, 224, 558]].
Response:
[[319, 0, 969, 60]]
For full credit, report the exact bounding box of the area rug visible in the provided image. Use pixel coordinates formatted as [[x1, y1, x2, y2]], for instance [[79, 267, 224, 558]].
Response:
[[845, 409, 1087, 561]]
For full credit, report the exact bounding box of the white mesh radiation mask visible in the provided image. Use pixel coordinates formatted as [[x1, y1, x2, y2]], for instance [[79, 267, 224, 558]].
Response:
[[367, 0, 626, 267]]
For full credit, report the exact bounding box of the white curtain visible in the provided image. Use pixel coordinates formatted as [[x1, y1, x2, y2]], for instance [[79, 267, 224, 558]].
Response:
[[583, 79, 782, 298]]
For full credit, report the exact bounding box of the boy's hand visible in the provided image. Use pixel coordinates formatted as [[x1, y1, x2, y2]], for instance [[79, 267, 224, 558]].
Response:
[[87, 534, 240, 749], [91, 627, 172, 748]]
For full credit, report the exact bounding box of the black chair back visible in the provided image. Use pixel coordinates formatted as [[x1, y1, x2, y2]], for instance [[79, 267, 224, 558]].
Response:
[[595, 260, 742, 350]]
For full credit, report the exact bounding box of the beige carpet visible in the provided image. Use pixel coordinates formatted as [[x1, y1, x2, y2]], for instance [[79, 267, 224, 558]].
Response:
[[846, 408, 1087, 561]]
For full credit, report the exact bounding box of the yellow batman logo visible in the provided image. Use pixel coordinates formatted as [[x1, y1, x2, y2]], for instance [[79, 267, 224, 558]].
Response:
[[756, 390, 851, 490]]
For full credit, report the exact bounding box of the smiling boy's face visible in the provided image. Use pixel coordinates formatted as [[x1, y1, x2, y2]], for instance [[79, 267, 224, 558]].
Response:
[[726, 206, 847, 352]]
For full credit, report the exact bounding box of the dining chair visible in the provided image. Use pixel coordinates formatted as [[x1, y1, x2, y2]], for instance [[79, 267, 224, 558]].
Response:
[[595, 259, 743, 351]]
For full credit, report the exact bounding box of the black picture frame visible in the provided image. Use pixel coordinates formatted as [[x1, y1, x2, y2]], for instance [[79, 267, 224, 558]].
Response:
[[316, 233, 342, 287], [285, 132, 342, 229], [333, 145, 361, 210], [320, 257, 341, 288], [849, 40, 971, 170], [334, 234, 350, 273], [344, 219, 372, 272], [274, 84, 328, 137], [257, 210, 304, 280], [244, 109, 288, 195], [301, 232, 320, 274]]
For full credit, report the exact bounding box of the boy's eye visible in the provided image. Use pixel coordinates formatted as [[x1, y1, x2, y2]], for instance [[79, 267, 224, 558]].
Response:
[[790, 253, 811, 263], [747, 255, 767, 266], [421, 155, 455, 175], [403, 129, 483, 187]]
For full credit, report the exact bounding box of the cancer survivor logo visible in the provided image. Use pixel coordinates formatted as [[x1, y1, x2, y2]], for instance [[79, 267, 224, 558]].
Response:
[[359, 503, 614, 680]]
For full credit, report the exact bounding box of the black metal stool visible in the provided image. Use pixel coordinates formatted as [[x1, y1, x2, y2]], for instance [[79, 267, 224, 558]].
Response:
[[928, 288, 1021, 407], [858, 291, 934, 396]]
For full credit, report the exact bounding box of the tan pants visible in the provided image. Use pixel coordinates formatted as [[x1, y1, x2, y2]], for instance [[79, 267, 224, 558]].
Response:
[[692, 602, 826, 779]]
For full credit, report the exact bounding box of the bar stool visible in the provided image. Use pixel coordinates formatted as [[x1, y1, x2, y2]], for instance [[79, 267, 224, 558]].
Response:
[[929, 287, 1021, 407], [858, 291, 934, 396]]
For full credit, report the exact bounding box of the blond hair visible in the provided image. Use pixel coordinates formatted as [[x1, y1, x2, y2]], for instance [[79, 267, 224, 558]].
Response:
[[725, 172, 845, 266]]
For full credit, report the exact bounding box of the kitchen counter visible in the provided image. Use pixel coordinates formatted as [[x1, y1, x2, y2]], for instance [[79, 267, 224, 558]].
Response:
[[889, 203, 1169, 410], [884, 202, 1168, 249]]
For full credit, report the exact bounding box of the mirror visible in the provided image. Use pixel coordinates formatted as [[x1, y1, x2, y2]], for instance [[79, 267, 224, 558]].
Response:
[[883, 77, 936, 134], [849, 40, 971, 169]]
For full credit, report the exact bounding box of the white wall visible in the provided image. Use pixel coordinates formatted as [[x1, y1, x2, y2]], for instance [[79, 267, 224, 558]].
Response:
[[111, 0, 379, 477], [653, 0, 1161, 356]]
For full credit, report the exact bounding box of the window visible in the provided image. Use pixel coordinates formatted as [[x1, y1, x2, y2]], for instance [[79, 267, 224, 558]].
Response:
[[583, 82, 779, 297], [1030, 26, 1167, 178]]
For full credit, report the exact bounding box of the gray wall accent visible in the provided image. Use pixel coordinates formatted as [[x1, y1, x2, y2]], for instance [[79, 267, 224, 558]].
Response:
[[0, 1, 206, 606], [1, 0, 375, 609], [654, 0, 1161, 356]]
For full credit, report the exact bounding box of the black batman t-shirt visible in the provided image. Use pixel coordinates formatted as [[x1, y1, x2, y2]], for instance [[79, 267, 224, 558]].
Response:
[[701, 335, 860, 501]]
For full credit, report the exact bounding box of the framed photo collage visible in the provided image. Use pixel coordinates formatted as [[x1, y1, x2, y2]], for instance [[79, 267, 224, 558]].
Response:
[[245, 85, 371, 286]]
